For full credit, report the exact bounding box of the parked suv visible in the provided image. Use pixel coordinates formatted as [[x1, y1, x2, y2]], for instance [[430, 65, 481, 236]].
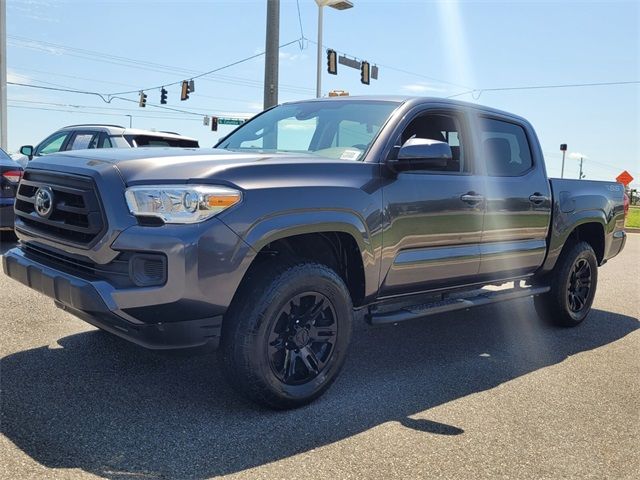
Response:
[[18, 124, 199, 162]]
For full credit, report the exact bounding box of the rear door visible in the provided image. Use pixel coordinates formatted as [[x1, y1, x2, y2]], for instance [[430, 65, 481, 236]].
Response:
[[475, 115, 552, 277], [379, 106, 485, 296]]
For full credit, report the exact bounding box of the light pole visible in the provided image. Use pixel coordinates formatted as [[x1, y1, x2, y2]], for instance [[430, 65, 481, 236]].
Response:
[[560, 143, 567, 179], [125, 115, 132, 128], [315, 0, 353, 98]]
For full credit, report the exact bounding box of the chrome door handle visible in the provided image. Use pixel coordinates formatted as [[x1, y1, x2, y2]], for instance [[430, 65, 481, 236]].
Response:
[[460, 193, 484, 204], [529, 193, 548, 204]]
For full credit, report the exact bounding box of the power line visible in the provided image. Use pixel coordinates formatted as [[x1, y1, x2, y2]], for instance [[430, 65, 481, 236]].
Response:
[[7, 104, 206, 121], [108, 38, 305, 96], [7, 82, 253, 118], [447, 80, 640, 99], [8, 36, 315, 96]]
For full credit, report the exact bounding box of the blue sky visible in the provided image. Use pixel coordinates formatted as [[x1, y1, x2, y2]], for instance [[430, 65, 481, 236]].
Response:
[[6, 0, 639, 185]]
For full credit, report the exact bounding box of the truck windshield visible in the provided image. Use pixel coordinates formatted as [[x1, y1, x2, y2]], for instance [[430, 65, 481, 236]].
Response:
[[217, 100, 399, 161]]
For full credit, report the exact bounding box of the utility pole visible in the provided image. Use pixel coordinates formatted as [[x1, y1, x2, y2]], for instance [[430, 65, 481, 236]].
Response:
[[0, 0, 7, 150], [579, 157, 584, 179], [560, 143, 567, 179], [263, 0, 280, 110]]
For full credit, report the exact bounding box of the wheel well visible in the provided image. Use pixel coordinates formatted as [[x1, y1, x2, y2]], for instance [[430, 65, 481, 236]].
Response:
[[253, 232, 366, 306], [568, 222, 605, 263]]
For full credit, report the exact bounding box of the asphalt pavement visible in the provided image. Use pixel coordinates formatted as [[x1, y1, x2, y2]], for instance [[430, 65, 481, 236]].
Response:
[[1, 231, 638, 479]]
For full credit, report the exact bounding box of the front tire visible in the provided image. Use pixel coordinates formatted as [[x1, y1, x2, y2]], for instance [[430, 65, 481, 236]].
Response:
[[534, 241, 598, 327], [220, 261, 353, 409]]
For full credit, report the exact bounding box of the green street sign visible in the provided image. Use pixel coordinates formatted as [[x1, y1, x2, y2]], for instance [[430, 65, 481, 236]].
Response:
[[218, 118, 246, 126]]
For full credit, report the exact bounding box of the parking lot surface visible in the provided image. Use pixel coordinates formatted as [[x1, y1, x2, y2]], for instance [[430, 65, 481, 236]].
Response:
[[1, 232, 638, 479]]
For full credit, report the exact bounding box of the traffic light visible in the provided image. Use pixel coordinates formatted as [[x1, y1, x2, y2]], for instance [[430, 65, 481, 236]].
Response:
[[211, 116, 218, 132], [360, 61, 370, 85], [160, 87, 168, 104], [180, 80, 189, 101], [327, 49, 337, 75], [138, 91, 147, 107], [188, 79, 195, 93]]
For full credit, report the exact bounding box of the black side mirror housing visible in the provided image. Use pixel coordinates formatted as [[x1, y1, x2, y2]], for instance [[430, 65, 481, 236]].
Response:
[[389, 138, 452, 172], [20, 145, 34, 160]]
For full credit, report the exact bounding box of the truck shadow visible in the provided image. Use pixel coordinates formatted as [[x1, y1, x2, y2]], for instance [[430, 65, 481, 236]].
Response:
[[1, 302, 637, 479]]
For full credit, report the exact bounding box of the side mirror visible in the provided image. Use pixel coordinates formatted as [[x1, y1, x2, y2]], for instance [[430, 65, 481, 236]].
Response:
[[390, 138, 452, 171], [19, 145, 34, 160]]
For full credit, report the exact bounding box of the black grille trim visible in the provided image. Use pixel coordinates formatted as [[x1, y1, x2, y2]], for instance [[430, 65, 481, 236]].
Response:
[[14, 171, 107, 247], [22, 244, 134, 288]]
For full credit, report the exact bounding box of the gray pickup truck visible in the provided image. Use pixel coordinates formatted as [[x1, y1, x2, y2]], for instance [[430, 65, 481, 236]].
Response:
[[3, 96, 627, 409]]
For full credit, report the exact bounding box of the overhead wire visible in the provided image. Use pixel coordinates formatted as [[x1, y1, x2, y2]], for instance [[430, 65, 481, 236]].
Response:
[[447, 80, 640, 99]]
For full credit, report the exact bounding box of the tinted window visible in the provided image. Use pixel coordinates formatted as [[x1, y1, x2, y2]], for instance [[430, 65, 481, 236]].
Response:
[[398, 113, 466, 172], [479, 118, 532, 176], [99, 135, 113, 148], [69, 132, 99, 150], [37, 132, 69, 155], [126, 135, 199, 148]]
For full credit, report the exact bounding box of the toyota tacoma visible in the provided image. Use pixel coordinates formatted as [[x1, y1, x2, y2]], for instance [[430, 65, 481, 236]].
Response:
[[2, 97, 627, 409]]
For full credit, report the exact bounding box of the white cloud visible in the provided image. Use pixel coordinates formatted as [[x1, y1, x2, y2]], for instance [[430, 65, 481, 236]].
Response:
[[279, 51, 308, 62], [569, 152, 588, 160], [7, 69, 31, 84], [400, 83, 445, 94]]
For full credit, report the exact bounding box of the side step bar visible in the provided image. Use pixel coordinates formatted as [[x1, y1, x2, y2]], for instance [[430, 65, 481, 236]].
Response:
[[367, 285, 550, 325]]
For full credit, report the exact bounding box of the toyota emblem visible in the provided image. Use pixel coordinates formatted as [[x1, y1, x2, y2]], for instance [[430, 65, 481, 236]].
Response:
[[34, 187, 54, 218]]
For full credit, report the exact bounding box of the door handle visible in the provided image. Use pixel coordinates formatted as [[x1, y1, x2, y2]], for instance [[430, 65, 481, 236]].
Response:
[[529, 193, 548, 205], [460, 193, 484, 205]]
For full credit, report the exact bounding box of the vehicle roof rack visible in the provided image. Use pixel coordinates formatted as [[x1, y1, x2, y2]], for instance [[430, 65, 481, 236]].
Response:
[[158, 131, 180, 135], [61, 124, 125, 129]]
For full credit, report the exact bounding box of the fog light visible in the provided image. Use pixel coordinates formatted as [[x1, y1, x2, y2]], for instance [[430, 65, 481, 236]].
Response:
[[129, 254, 167, 287]]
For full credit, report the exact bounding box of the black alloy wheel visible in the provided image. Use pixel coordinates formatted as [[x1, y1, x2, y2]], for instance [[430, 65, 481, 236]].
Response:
[[533, 241, 598, 327], [267, 292, 338, 385], [221, 261, 353, 409], [567, 258, 592, 313]]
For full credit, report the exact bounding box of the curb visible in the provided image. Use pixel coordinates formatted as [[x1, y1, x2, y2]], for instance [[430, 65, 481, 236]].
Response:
[[625, 228, 640, 234]]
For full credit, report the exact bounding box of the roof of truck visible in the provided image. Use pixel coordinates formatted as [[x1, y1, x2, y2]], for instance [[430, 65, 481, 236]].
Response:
[[287, 95, 529, 124]]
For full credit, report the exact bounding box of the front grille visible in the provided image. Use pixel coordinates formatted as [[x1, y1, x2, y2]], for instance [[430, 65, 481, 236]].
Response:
[[14, 171, 106, 246]]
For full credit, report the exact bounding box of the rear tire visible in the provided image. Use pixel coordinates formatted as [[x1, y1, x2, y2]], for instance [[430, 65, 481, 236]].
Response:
[[220, 261, 353, 409], [534, 241, 598, 327]]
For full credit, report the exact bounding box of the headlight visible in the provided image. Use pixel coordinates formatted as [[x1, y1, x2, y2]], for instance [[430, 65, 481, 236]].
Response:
[[124, 185, 242, 224]]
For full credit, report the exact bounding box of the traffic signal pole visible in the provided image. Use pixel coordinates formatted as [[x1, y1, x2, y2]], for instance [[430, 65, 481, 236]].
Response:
[[316, 4, 323, 98], [263, 0, 280, 110], [0, 0, 7, 150]]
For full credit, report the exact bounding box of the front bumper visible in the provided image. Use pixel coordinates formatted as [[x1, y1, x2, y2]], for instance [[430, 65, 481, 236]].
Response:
[[2, 248, 223, 349]]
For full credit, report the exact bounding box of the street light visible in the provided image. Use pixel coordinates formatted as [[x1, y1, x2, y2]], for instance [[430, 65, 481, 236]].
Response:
[[315, 0, 353, 98]]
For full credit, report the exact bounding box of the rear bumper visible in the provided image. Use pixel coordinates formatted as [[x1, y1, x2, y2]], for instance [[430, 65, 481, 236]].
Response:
[[2, 248, 223, 349], [0, 197, 15, 230], [610, 230, 627, 259]]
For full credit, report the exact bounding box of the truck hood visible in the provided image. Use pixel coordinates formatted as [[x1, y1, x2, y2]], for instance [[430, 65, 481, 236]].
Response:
[[26, 147, 358, 186]]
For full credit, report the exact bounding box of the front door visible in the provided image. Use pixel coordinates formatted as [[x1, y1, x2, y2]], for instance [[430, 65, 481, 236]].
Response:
[[379, 108, 485, 296]]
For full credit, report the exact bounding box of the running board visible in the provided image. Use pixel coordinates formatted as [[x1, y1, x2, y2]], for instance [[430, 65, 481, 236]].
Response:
[[367, 285, 550, 325]]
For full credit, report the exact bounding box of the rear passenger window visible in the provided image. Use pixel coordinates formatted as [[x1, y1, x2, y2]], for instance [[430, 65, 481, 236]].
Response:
[[479, 118, 532, 176], [69, 133, 98, 150]]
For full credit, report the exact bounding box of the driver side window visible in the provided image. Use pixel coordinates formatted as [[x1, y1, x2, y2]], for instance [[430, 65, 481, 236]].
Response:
[[397, 112, 467, 173]]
